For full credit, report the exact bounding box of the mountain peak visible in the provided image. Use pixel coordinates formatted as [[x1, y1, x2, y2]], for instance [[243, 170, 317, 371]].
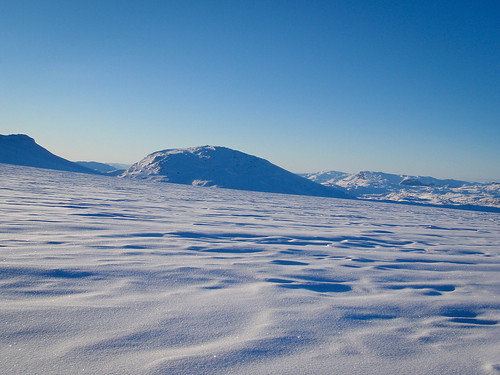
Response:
[[1, 133, 36, 143]]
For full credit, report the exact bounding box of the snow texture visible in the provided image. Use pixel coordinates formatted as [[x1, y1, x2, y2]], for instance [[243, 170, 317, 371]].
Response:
[[1, 163, 500, 374], [121, 146, 347, 198], [302, 171, 500, 209]]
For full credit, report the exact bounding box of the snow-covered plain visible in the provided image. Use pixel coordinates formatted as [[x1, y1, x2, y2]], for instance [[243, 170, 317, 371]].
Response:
[[1, 163, 500, 375]]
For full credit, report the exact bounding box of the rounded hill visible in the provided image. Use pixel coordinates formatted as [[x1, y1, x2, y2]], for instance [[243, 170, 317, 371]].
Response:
[[122, 146, 347, 198]]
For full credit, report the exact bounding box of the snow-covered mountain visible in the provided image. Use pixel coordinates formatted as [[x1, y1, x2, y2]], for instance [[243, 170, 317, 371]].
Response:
[[0, 134, 99, 174], [302, 170, 350, 185], [121, 146, 347, 198], [107, 162, 131, 170], [302, 170, 500, 208]]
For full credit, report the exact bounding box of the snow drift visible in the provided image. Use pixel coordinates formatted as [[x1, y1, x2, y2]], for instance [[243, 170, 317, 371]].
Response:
[[121, 145, 347, 198]]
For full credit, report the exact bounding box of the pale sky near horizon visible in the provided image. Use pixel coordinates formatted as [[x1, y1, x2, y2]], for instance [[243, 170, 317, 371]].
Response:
[[1, 1, 499, 181]]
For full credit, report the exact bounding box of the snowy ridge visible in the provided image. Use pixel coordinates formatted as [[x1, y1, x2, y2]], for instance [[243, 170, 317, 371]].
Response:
[[0, 134, 98, 174], [302, 171, 500, 208], [121, 146, 347, 198]]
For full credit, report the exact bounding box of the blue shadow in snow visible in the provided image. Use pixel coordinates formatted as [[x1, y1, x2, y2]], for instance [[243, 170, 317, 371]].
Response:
[[42, 269, 95, 278], [280, 283, 351, 293], [449, 318, 498, 326], [271, 260, 309, 266]]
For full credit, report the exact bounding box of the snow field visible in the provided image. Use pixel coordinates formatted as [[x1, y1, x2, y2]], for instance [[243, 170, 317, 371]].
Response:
[[1, 163, 499, 374]]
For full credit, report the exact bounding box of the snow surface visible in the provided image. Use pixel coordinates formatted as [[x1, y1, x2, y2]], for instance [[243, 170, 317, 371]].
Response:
[[121, 146, 346, 198], [302, 171, 500, 209], [1, 163, 500, 375]]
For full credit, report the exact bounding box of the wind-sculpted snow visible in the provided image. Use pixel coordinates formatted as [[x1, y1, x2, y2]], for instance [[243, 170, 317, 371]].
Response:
[[302, 170, 500, 209], [1, 163, 500, 374]]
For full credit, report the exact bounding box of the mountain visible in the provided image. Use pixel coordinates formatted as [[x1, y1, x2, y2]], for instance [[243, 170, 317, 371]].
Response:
[[121, 146, 348, 198], [0, 134, 99, 174], [334, 171, 470, 195], [107, 163, 131, 170], [301, 170, 349, 185], [303, 170, 500, 208], [76, 161, 118, 173]]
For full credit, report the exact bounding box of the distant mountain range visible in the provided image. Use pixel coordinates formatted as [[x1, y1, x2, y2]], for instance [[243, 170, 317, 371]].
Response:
[[120, 146, 347, 198], [76, 161, 118, 173], [1, 133, 498, 209], [301, 170, 500, 208]]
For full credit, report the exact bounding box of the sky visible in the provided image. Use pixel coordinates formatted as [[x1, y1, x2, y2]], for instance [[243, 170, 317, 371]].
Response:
[[1, 0, 499, 181]]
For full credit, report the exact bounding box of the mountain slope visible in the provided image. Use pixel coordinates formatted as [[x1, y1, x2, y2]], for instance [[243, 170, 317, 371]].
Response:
[[0, 134, 99, 174], [122, 146, 347, 198]]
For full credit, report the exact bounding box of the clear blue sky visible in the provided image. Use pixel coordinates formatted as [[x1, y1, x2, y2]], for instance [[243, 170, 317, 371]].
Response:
[[1, 0, 499, 181]]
